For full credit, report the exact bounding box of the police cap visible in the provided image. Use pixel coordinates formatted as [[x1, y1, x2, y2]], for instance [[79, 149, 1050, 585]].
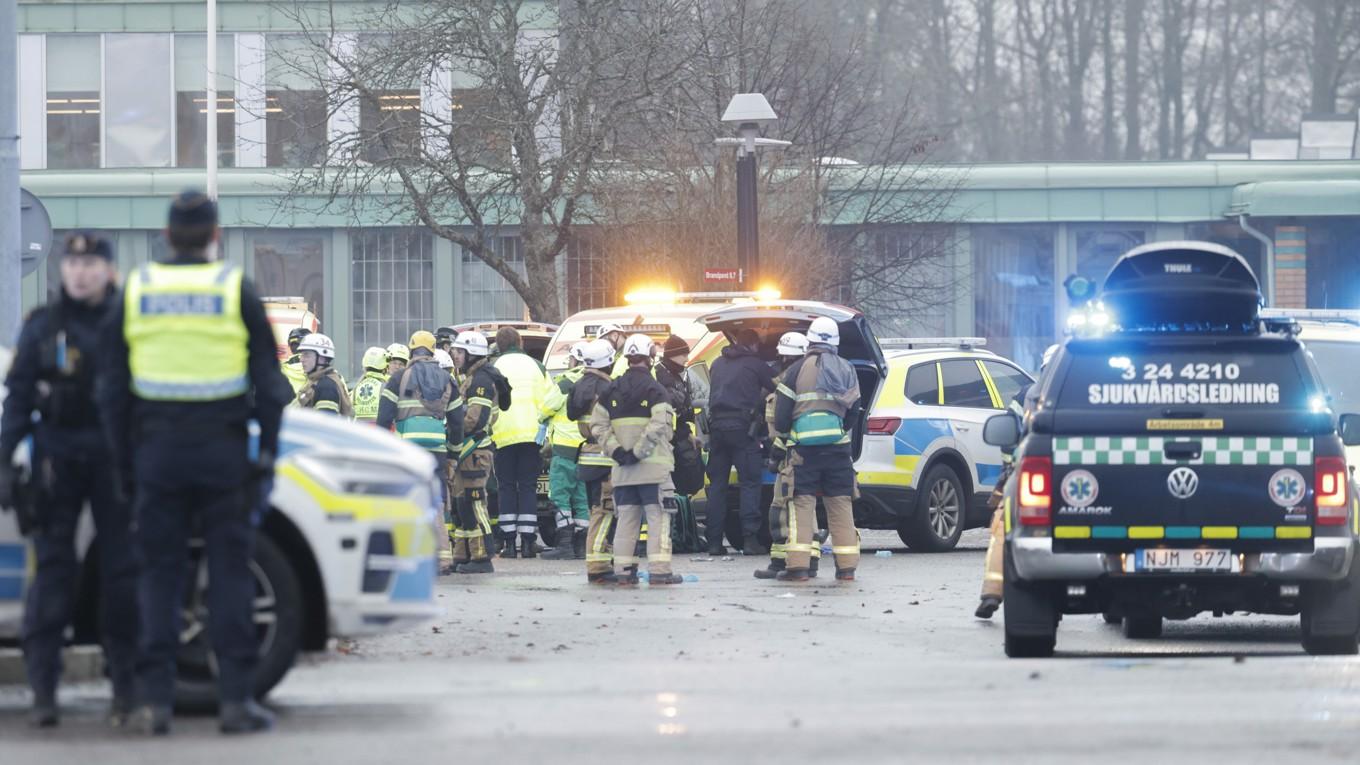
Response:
[[61, 231, 115, 261]]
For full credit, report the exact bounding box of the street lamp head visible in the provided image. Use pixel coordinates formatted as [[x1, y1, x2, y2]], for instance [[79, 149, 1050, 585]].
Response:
[[721, 93, 778, 128]]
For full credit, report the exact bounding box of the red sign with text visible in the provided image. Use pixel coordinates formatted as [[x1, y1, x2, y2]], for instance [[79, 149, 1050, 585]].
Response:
[[704, 268, 741, 283]]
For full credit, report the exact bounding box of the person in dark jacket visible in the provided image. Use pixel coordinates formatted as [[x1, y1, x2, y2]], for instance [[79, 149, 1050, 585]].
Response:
[[0, 232, 139, 729], [98, 191, 293, 735], [654, 335, 695, 442], [704, 329, 776, 555]]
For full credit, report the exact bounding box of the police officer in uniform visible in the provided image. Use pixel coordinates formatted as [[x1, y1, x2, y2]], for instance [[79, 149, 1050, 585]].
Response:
[[294, 333, 352, 417], [755, 331, 822, 580], [448, 331, 510, 573], [570, 340, 619, 583], [0, 232, 139, 728], [770, 317, 862, 582], [377, 331, 462, 569], [97, 190, 292, 735], [351, 346, 390, 424], [589, 334, 683, 586]]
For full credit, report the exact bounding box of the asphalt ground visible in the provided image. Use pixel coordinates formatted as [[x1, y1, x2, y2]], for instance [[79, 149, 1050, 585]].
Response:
[[3, 529, 1359, 763]]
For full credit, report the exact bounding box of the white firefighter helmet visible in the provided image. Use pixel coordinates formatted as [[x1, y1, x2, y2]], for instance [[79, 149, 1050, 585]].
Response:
[[622, 333, 655, 359], [777, 331, 809, 357], [297, 332, 336, 359], [453, 330, 490, 357], [433, 349, 455, 369], [385, 343, 410, 364], [581, 339, 616, 369], [595, 322, 624, 340], [361, 346, 387, 371], [805, 316, 840, 347], [569, 341, 589, 363]]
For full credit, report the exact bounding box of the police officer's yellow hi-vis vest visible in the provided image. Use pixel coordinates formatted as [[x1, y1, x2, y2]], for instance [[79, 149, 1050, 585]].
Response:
[[124, 262, 249, 401]]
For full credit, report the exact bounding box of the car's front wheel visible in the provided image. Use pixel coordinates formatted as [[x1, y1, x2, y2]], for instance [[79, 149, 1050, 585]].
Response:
[[898, 465, 965, 552], [174, 534, 304, 713]]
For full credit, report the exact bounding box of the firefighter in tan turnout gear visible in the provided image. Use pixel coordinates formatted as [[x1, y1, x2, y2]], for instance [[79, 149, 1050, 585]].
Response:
[[975, 343, 1056, 618], [294, 333, 353, 417], [589, 334, 683, 586], [770, 317, 862, 582], [572, 339, 620, 583], [756, 331, 823, 579], [448, 331, 511, 574]]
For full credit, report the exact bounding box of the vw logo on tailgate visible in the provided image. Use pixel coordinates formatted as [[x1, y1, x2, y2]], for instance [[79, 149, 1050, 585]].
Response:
[[1166, 467, 1199, 499]]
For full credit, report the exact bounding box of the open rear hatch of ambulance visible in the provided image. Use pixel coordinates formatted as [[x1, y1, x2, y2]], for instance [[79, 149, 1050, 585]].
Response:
[[697, 301, 887, 459]]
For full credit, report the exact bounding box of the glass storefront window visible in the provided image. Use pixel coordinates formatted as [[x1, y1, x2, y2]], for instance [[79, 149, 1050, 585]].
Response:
[[253, 232, 327, 331], [462, 237, 527, 321], [265, 35, 328, 167], [46, 35, 101, 169], [1074, 228, 1146, 284], [972, 225, 1055, 371], [104, 34, 173, 168], [352, 229, 434, 366], [1303, 219, 1360, 309], [175, 35, 236, 168]]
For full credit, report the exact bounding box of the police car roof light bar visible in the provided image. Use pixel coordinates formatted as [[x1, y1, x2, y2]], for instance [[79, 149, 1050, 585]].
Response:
[[879, 337, 987, 350]]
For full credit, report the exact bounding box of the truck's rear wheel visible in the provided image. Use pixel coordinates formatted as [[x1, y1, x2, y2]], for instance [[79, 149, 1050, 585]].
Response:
[[1002, 545, 1056, 658], [1301, 550, 1360, 656]]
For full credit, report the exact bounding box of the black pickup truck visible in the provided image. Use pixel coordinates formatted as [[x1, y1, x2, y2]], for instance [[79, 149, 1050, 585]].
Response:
[[985, 241, 1360, 658]]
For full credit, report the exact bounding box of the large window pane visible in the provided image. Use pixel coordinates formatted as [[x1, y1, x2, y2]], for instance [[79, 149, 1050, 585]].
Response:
[[1303, 219, 1360, 309], [461, 237, 527, 321], [357, 35, 420, 164], [1185, 221, 1265, 287], [175, 34, 235, 168], [253, 232, 327, 330], [104, 34, 173, 168], [973, 225, 1054, 370], [265, 35, 328, 167], [1074, 228, 1146, 285], [46, 35, 101, 169], [352, 229, 434, 368]]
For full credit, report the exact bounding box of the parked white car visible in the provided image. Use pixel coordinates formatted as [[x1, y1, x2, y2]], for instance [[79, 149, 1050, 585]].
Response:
[[0, 347, 441, 709]]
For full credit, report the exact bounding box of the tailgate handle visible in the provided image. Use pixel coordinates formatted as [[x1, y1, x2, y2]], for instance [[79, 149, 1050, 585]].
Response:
[[1163, 440, 1202, 461]]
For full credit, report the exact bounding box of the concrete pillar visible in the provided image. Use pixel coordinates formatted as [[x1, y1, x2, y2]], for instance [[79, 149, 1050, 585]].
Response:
[[1274, 225, 1307, 309]]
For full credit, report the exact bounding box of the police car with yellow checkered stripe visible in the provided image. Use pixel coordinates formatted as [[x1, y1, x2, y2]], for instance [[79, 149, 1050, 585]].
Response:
[[853, 338, 1033, 552], [0, 352, 441, 708], [985, 242, 1360, 658]]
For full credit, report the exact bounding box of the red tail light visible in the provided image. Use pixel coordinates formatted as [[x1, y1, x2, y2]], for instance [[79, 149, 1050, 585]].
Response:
[[865, 416, 901, 435], [1315, 456, 1348, 525], [1017, 456, 1053, 526]]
